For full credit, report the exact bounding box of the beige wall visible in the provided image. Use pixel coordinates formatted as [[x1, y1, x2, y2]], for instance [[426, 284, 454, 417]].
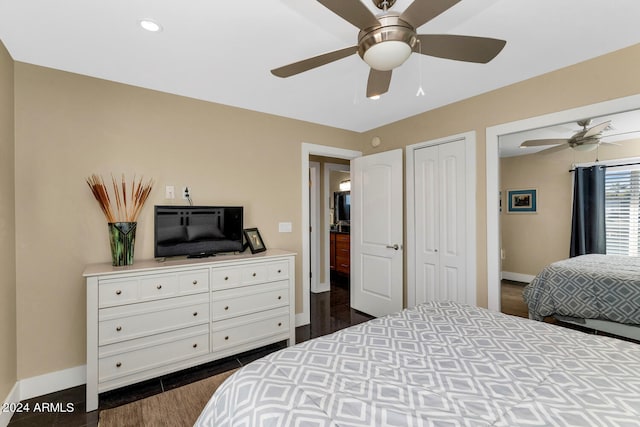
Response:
[[364, 42, 640, 306], [0, 40, 16, 401], [501, 138, 640, 276], [13, 63, 360, 379]]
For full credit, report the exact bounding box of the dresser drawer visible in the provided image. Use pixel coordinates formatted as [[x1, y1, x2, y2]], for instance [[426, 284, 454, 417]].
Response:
[[138, 274, 179, 300], [211, 261, 288, 290], [99, 294, 209, 346], [212, 281, 289, 321], [211, 308, 289, 353], [99, 325, 209, 383], [99, 279, 139, 307], [99, 269, 209, 307]]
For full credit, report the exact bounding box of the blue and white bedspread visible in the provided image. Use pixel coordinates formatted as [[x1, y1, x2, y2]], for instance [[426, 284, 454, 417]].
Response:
[[523, 254, 640, 324], [195, 301, 640, 427]]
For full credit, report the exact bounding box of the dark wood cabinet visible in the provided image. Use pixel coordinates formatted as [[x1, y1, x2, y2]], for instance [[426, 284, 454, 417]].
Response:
[[331, 232, 350, 276]]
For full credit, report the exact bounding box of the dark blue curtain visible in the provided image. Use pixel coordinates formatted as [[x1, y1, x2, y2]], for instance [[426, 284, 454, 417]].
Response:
[[570, 165, 606, 257]]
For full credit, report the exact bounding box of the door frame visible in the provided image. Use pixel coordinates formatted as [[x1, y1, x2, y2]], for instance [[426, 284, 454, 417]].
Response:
[[299, 143, 362, 326], [485, 94, 640, 311], [406, 131, 477, 307], [309, 161, 321, 293]]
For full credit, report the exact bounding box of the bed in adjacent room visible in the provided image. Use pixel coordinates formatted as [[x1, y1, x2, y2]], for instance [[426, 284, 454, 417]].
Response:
[[523, 254, 640, 339], [195, 301, 640, 426]]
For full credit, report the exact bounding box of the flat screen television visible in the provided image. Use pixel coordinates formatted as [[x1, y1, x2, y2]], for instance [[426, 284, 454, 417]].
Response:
[[334, 191, 350, 222], [154, 205, 244, 258]]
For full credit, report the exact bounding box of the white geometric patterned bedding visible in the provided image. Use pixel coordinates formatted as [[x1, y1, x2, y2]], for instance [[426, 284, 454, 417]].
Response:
[[195, 301, 640, 426], [523, 254, 640, 324]]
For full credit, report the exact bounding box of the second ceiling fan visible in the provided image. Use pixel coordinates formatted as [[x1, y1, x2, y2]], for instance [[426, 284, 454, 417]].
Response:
[[271, 0, 507, 98]]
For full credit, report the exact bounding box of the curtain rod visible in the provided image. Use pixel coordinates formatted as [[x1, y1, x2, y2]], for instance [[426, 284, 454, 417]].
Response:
[[569, 161, 640, 172]]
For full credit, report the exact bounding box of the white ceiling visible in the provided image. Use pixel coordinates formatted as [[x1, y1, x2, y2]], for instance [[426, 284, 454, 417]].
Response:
[[1, 0, 640, 132]]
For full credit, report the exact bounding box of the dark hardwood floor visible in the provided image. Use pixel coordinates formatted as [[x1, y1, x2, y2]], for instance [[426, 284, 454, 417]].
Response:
[[7, 277, 370, 427]]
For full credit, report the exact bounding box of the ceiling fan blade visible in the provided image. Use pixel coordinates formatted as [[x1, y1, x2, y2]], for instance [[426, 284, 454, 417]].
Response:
[[583, 120, 611, 138], [601, 130, 640, 140], [317, 0, 379, 30], [271, 46, 357, 78], [366, 69, 392, 98], [400, 0, 460, 29], [520, 138, 568, 147], [536, 144, 569, 155], [414, 34, 506, 63]]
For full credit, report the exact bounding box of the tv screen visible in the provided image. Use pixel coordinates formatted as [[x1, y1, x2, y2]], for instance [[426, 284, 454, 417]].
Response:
[[154, 206, 244, 258]]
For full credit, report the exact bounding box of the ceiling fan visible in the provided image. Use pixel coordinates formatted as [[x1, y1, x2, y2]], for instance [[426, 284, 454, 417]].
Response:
[[519, 119, 639, 154], [270, 0, 507, 98]]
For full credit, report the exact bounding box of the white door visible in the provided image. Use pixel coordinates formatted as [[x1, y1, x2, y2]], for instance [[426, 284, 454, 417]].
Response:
[[413, 139, 468, 303], [351, 149, 403, 317]]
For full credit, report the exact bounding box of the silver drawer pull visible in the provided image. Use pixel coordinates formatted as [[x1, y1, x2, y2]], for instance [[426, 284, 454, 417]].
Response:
[[115, 290, 122, 295], [225, 336, 229, 340], [156, 284, 162, 290], [193, 312, 198, 316], [192, 280, 198, 285], [116, 362, 122, 368], [116, 326, 122, 332], [192, 343, 198, 348]]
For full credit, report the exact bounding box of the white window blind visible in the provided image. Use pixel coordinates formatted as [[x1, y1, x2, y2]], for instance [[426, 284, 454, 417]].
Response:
[[605, 166, 640, 256]]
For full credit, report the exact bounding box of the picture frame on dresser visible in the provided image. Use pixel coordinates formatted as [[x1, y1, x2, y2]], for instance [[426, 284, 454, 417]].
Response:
[[244, 228, 266, 253]]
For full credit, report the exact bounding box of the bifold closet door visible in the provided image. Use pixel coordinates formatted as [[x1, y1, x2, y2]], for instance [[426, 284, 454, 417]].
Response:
[[414, 140, 468, 304]]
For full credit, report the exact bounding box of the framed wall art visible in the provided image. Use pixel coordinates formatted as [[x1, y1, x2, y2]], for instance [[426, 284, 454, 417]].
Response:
[[507, 189, 537, 213]]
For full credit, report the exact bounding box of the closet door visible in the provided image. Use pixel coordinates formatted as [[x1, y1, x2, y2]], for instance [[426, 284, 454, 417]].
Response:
[[414, 139, 467, 304]]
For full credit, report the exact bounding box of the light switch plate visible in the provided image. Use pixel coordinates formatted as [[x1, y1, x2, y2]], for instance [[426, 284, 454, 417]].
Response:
[[278, 222, 292, 233]]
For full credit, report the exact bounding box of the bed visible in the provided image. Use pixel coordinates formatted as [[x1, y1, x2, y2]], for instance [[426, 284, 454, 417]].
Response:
[[195, 301, 640, 426], [523, 254, 640, 330]]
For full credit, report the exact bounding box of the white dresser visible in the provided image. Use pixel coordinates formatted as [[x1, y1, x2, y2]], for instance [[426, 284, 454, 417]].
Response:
[[84, 249, 295, 412]]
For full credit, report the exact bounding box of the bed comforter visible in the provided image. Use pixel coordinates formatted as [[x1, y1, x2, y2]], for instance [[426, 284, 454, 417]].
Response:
[[523, 254, 640, 324], [195, 301, 640, 427]]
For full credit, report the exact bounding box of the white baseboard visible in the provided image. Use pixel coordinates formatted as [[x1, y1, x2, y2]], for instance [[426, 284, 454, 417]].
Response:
[[0, 382, 20, 427], [502, 271, 535, 284], [311, 281, 330, 294], [18, 365, 86, 402], [295, 312, 310, 328]]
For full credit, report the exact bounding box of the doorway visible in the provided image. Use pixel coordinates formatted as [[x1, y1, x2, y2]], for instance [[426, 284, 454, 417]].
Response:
[[300, 144, 361, 327]]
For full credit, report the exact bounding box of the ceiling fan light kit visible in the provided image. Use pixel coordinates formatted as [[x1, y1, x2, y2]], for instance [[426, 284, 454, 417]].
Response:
[[358, 14, 416, 71], [271, 0, 506, 98]]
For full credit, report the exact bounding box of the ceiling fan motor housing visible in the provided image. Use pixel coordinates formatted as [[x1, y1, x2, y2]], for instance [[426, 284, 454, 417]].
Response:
[[358, 14, 416, 71]]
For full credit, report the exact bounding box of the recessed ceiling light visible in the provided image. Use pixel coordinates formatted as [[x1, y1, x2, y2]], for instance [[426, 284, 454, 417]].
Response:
[[139, 19, 162, 32]]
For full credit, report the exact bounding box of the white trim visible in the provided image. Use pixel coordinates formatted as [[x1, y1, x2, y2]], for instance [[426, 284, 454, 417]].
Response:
[[405, 131, 477, 307], [309, 162, 324, 293], [501, 271, 535, 284], [18, 365, 86, 401], [486, 94, 640, 312], [300, 143, 361, 326], [0, 382, 20, 427]]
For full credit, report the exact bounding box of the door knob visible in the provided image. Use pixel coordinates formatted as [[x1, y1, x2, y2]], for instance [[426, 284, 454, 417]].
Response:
[[386, 244, 400, 250]]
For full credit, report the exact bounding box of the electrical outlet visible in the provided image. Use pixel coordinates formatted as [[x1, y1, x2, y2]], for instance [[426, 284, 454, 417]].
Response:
[[182, 186, 190, 200], [165, 185, 175, 199]]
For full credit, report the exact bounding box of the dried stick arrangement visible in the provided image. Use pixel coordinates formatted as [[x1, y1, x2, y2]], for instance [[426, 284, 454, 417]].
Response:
[[86, 174, 154, 223]]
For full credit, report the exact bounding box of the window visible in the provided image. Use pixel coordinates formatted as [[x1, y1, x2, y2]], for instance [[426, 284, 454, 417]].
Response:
[[605, 166, 640, 255]]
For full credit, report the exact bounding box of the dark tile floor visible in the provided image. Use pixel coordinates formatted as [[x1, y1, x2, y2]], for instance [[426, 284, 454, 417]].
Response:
[[7, 278, 371, 427]]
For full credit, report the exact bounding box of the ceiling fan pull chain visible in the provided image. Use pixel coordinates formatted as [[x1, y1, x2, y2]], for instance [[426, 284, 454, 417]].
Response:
[[416, 39, 425, 97]]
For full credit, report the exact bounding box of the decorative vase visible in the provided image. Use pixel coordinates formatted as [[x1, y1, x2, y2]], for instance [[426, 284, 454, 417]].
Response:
[[108, 222, 137, 266]]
